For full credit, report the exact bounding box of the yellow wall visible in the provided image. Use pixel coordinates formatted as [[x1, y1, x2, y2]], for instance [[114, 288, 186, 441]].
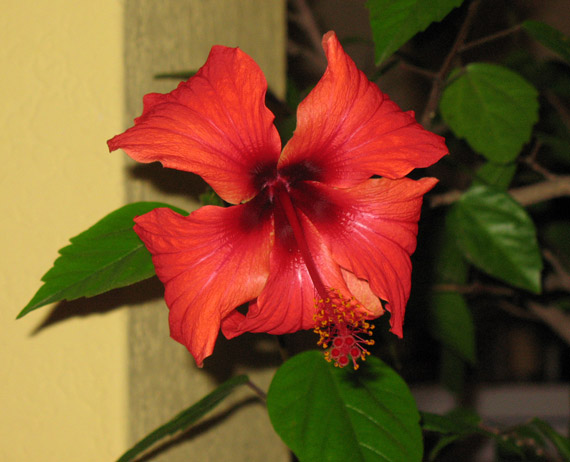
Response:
[[1, 1, 127, 460]]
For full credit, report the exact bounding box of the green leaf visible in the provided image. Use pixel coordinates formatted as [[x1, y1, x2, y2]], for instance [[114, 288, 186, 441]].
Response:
[[447, 186, 543, 293], [155, 71, 196, 80], [532, 418, 570, 461], [429, 223, 473, 391], [423, 410, 545, 459], [267, 350, 422, 462], [422, 409, 480, 460], [366, 0, 464, 64], [421, 409, 480, 434], [427, 434, 462, 461], [199, 188, 225, 206], [19, 202, 188, 318], [421, 409, 525, 460], [430, 292, 475, 364], [440, 63, 539, 163], [523, 20, 570, 63], [433, 225, 468, 285], [116, 375, 250, 462], [473, 161, 517, 190], [439, 348, 465, 394]]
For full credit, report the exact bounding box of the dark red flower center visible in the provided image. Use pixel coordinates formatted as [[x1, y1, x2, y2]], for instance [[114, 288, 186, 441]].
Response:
[[252, 162, 374, 369]]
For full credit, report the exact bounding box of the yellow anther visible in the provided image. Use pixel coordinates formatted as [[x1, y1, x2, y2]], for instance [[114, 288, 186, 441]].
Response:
[[313, 288, 375, 370]]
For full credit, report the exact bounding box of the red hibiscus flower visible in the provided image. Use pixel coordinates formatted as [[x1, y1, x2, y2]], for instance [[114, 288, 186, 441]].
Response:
[[108, 31, 447, 368]]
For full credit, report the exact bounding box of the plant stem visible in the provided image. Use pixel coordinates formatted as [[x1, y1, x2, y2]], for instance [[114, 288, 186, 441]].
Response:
[[460, 24, 522, 52], [288, 0, 327, 72], [429, 175, 570, 207], [246, 379, 267, 401], [434, 282, 516, 297], [420, 0, 481, 128], [291, 0, 323, 58], [543, 249, 570, 292], [399, 60, 438, 79], [528, 302, 570, 345]]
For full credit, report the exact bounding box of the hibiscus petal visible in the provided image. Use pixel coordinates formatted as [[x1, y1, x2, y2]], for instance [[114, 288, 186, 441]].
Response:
[[294, 177, 438, 337], [279, 31, 447, 185], [134, 203, 273, 366], [340, 268, 384, 317], [222, 200, 349, 338], [221, 249, 315, 337], [108, 46, 281, 204]]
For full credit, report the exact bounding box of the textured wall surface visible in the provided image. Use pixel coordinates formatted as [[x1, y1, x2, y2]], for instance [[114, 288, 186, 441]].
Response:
[[2, 1, 287, 460], [1, 1, 127, 461], [123, 1, 289, 460]]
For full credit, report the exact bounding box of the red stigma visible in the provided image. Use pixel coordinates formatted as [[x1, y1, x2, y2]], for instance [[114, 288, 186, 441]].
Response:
[[313, 289, 375, 370]]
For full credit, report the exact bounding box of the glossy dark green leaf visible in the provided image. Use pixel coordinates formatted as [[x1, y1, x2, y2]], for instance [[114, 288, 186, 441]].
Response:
[[267, 350, 422, 462], [430, 292, 475, 364], [447, 186, 543, 293], [422, 409, 526, 459], [523, 20, 570, 63], [433, 225, 468, 285], [473, 161, 517, 190], [440, 63, 539, 163], [421, 409, 480, 434], [116, 375, 249, 462], [19, 202, 188, 318], [422, 409, 480, 460], [430, 223, 475, 372], [366, 0, 464, 64]]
